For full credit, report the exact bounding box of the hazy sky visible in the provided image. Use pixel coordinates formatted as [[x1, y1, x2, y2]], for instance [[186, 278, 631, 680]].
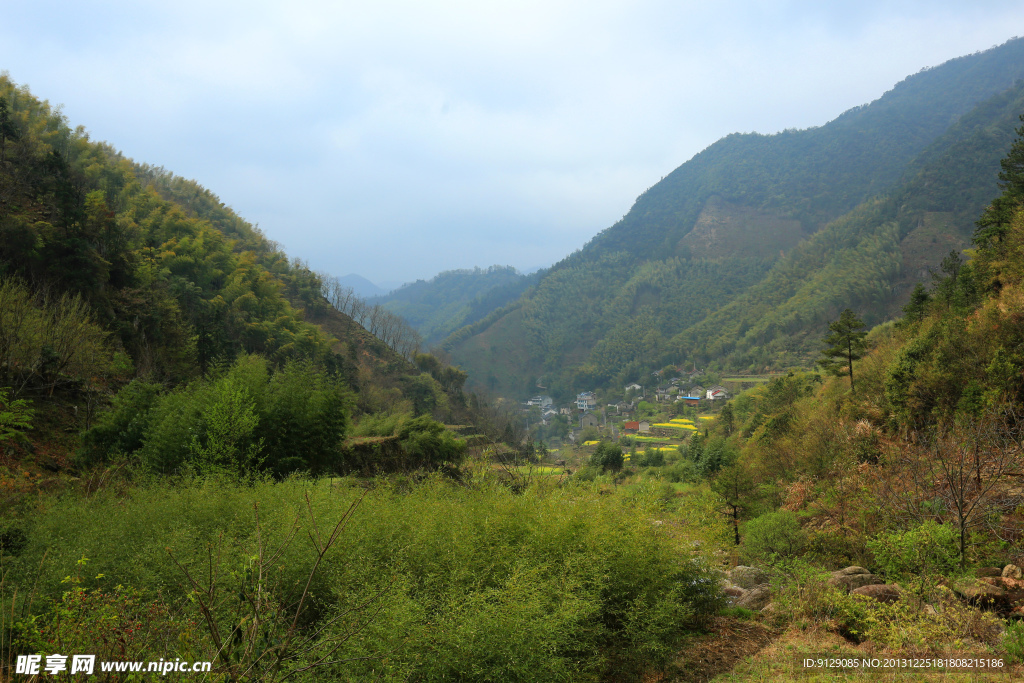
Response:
[[2, 2, 1022, 287]]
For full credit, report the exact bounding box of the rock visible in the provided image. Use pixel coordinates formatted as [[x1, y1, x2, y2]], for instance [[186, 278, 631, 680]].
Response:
[[851, 584, 901, 603], [833, 566, 873, 576], [736, 585, 771, 611], [975, 567, 1003, 578], [723, 585, 747, 605], [829, 566, 883, 592], [980, 577, 1024, 606], [956, 579, 1008, 608], [728, 566, 769, 589], [1002, 564, 1022, 579]]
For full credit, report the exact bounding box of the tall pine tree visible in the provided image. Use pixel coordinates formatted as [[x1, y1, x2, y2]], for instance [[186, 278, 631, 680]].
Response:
[[818, 308, 867, 393]]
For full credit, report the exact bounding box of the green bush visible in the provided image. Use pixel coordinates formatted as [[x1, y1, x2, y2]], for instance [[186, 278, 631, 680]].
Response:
[[663, 460, 697, 483], [742, 511, 807, 565], [828, 587, 1002, 649], [80, 355, 352, 476], [866, 521, 960, 597], [77, 380, 162, 465], [0, 387, 34, 444], [635, 447, 665, 467], [590, 441, 624, 471], [1005, 619, 1024, 664]]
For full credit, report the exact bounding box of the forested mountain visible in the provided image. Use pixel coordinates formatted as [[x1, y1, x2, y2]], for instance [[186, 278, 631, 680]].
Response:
[[0, 75, 475, 477], [443, 37, 1024, 400], [370, 265, 537, 345]]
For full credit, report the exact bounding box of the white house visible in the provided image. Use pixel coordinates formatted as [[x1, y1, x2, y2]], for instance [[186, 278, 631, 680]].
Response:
[[576, 391, 598, 411], [706, 385, 730, 400]]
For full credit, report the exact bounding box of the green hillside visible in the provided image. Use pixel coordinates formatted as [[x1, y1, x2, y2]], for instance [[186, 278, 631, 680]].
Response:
[[0, 75, 476, 478], [370, 265, 537, 345], [444, 38, 1024, 400]]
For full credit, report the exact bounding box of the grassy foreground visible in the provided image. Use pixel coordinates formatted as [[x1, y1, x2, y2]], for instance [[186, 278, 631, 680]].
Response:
[[0, 472, 724, 682]]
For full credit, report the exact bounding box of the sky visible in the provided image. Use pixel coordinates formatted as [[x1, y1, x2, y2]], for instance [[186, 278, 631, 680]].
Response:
[[2, 2, 1023, 289]]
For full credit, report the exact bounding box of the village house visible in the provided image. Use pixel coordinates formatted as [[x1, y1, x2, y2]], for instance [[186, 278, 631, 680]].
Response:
[[623, 420, 639, 434], [638, 420, 651, 433], [624, 383, 642, 392], [576, 391, 598, 411], [580, 413, 599, 429], [706, 385, 730, 400], [528, 395, 553, 407]]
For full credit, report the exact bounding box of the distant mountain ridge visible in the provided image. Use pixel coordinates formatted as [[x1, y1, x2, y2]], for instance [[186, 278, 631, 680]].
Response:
[[442, 37, 1024, 400], [370, 266, 538, 346], [337, 273, 391, 298]]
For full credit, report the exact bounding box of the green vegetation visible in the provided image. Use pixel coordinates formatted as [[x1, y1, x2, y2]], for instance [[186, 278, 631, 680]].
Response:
[[817, 308, 867, 393], [0, 76, 731, 681], [445, 38, 1024, 398], [78, 355, 354, 476], [369, 266, 538, 345], [2, 476, 724, 682], [6, 39, 1024, 681], [0, 388, 33, 443]]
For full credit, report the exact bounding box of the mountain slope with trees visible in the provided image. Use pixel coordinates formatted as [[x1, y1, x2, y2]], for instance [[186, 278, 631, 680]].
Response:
[[369, 265, 537, 345], [0, 74, 477, 478], [443, 37, 1024, 399]]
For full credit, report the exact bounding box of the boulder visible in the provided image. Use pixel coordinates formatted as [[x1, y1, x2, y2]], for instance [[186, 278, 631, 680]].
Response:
[[1002, 564, 1023, 580], [736, 585, 771, 611], [829, 566, 883, 592], [956, 579, 1008, 608], [728, 566, 769, 589], [833, 566, 873, 576], [723, 585, 747, 604], [851, 584, 901, 604], [975, 567, 1003, 578], [981, 577, 1024, 607]]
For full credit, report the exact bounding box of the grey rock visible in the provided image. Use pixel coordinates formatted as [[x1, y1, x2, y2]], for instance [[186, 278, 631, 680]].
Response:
[[829, 567, 883, 592], [833, 566, 872, 577], [975, 567, 1003, 578], [1002, 564, 1022, 579], [956, 579, 1008, 608], [851, 584, 901, 604], [728, 566, 769, 589], [736, 585, 771, 611], [723, 585, 747, 605]]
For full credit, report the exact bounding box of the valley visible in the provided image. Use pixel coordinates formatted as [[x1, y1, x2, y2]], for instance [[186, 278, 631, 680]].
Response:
[[3, 37, 1024, 682]]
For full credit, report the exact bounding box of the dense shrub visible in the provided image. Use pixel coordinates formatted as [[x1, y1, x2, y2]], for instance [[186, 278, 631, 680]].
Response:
[[867, 521, 961, 597], [5, 477, 724, 681], [590, 441, 624, 471], [79, 355, 352, 475], [742, 510, 807, 565]]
